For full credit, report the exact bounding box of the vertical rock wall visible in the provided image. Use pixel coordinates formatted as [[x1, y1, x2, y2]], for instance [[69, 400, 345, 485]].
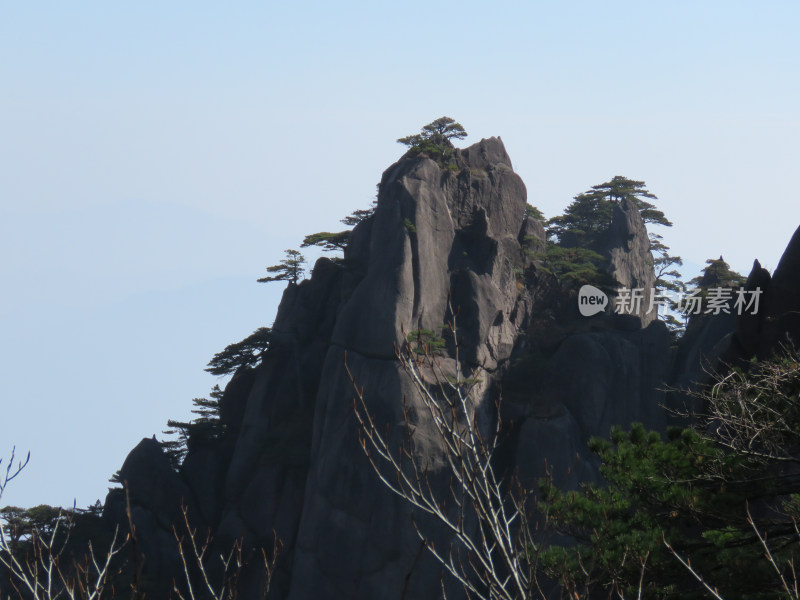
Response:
[[109, 138, 683, 599]]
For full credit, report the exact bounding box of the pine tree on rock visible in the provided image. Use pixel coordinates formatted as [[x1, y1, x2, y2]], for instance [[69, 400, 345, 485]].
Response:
[[547, 176, 671, 249], [397, 117, 468, 165], [205, 327, 271, 377], [258, 249, 306, 284]]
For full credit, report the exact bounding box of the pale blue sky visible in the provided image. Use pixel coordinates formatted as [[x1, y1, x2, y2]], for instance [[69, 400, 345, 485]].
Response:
[[1, 2, 799, 507]]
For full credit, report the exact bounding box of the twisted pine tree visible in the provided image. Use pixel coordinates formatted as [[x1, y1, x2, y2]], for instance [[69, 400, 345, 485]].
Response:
[[397, 117, 467, 165]]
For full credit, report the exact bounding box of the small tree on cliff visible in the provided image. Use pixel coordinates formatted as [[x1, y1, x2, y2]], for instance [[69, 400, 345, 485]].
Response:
[[299, 203, 377, 260], [525, 203, 545, 222], [689, 256, 746, 290], [257, 249, 305, 284], [547, 176, 671, 250], [161, 385, 225, 468], [205, 327, 271, 377], [301, 231, 350, 254], [340, 204, 376, 227], [650, 233, 683, 295], [546, 176, 684, 326], [397, 117, 467, 165]]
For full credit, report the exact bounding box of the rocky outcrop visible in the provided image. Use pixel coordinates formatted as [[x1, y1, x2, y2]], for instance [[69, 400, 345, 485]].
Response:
[[503, 317, 671, 494], [604, 196, 657, 327], [668, 232, 800, 402], [332, 138, 528, 369], [111, 137, 792, 599], [758, 225, 800, 358], [287, 138, 532, 598], [737, 259, 772, 357], [104, 438, 197, 597]]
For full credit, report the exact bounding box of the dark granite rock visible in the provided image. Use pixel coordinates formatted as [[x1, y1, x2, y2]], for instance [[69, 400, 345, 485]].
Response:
[[288, 139, 531, 597], [603, 197, 657, 326], [758, 225, 800, 358], [331, 137, 527, 370], [106, 136, 800, 600], [118, 437, 197, 528], [734, 259, 771, 359], [105, 438, 200, 598]]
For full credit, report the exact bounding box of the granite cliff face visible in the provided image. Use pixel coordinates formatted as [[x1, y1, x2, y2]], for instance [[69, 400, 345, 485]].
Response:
[[281, 138, 533, 598], [604, 197, 657, 326], [105, 138, 800, 599]]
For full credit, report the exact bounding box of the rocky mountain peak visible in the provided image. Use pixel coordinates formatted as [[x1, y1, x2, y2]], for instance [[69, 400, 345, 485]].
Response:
[[333, 136, 528, 369], [604, 196, 656, 326], [96, 134, 800, 600]]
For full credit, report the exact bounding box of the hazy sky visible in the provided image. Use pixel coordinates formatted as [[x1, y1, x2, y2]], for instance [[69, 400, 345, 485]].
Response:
[[1, 2, 799, 508]]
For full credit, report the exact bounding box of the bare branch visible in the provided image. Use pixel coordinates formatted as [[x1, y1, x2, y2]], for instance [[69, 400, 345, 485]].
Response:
[[663, 536, 725, 600], [350, 301, 535, 599]]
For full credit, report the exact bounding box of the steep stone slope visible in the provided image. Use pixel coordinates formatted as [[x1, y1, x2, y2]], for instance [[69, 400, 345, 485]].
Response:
[[107, 138, 700, 599], [604, 196, 657, 326], [285, 138, 532, 598]]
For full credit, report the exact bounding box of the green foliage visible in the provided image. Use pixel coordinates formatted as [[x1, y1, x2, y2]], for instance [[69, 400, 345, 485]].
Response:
[[397, 117, 467, 166], [521, 235, 544, 255], [525, 203, 545, 221], [539, 352, 800, 599], [547, 176, 670, 250], [689, 256, 747, 290], [535, 245, 617, 292], [678, 257, 746, 324], [258, 248, 305, 284], [650, 233, 684, 295], [0, 500, 110, 580], [301, 230, 350, 253], [545, 176, 684, 329], [398, 116, 467, 148], [0, 505, 27, 550], [162, 385, 225, 468], [205, 327, 271, 377], [298, 203, 376, 263], [1, 505, 58, 549], [340, 205, 376, 227], [0, 503, 74, 556], [592, 176, 671, 227], [404, 218, 417, 235], [546, 189, 614, 248], [650, 232, 685, 335], [406, 328, 446, 355], [159, 430, 188, 469], [540, 425, 772, 598]]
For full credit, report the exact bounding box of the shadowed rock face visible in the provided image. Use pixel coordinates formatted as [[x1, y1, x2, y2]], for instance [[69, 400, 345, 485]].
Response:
[[106, 139, 800, 600], [669, 227, 800, 400], [758, 225, 800, 358]]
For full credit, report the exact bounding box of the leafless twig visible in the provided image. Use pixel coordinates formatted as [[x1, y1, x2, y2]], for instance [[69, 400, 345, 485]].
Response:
[[349, 301, 540, 599], [172, 503, 282, 600]]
